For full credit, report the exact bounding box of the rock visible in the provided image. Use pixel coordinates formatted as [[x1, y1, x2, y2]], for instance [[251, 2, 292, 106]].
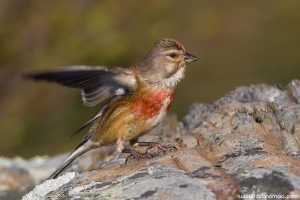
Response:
[[2, 80, 300, 200]]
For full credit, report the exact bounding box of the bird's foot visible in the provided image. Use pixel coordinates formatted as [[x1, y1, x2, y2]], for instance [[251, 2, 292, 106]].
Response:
[[136, 142, 177, 154], [122, 149, 153, 165]]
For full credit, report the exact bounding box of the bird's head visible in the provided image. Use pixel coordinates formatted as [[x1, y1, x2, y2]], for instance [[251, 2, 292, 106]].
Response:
[[135, 38, 197, 87]]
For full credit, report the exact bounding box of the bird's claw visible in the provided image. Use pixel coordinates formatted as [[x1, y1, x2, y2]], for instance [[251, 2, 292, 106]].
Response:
[[137, 142, 177, 154], [122, 149, 153, 165], [146, 143, 177, 154]]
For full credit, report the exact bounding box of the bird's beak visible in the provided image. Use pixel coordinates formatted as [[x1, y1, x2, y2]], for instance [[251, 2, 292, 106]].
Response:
[[183, 52, 198, 64]]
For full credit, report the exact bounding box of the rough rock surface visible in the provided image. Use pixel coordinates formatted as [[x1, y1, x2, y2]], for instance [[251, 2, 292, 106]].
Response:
[[2, 80, 300, 200]]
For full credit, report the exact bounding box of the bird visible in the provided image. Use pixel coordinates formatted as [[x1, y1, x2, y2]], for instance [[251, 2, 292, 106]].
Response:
[[25, 38, 198, 179]]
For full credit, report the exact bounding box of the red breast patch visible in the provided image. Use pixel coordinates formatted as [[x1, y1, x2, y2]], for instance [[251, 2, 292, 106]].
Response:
[[132, 90, 175, 118]]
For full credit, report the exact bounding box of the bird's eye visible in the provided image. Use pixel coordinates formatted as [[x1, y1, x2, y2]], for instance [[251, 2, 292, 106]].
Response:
[[169, 53, 177, 58]]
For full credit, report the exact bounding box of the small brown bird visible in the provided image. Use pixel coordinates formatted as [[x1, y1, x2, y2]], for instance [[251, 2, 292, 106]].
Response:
[[26, 38, 197, 179]]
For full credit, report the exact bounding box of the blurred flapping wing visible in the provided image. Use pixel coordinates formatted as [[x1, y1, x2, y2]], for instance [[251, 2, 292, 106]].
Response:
[[25, 66, 137, 106]]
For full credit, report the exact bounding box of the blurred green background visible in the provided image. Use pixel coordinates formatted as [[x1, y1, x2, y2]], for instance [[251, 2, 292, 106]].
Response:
[[1, 0, 300, 158]]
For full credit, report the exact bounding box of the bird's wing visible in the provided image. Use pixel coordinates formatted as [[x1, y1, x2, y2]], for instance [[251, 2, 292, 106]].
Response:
[[25, 66, 137, 106]]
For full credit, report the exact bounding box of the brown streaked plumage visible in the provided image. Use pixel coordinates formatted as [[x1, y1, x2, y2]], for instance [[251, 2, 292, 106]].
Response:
[[25, 38, 198, 179]]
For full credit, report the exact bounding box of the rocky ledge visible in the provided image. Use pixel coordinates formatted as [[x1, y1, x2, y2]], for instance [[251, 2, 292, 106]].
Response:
[[2, 80, 300, 200]]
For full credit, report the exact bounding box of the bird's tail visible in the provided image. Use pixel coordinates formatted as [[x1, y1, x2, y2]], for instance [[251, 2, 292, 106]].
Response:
[[48, 135, 99, 180]]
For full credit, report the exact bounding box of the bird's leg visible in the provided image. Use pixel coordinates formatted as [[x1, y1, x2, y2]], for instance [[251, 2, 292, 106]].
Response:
[[121, 149, 153, 165], [135, 142, 177, 154]]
